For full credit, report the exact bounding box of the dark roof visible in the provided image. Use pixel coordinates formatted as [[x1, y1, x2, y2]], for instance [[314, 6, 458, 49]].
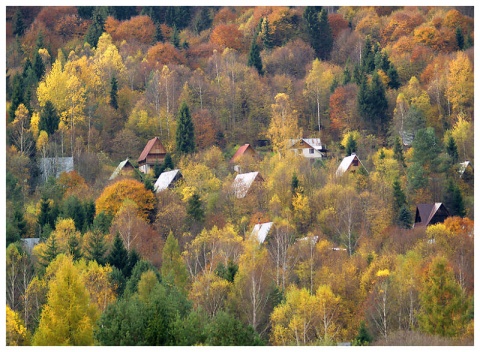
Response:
[[230, 144, 255, 163], [138, 137, 166, 163], [414, 203, 450, 227]]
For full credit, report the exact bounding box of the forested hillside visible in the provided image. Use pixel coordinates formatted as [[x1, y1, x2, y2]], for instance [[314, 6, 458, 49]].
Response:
[[5, 6, 474, 346]]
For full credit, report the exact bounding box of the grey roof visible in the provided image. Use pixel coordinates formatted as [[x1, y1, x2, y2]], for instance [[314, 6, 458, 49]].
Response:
[[251, 222, 273, 243], [154, 169, 182, 193], [414, 203, 449, 227], [109, 158, 134, 180], [233, 171, 263, 198], [21, 238, 40, 253], [39, 157, 74, 181]]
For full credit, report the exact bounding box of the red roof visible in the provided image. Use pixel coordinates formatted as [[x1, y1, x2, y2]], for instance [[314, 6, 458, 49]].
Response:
[[230, 144, 255, 163], [138, 137, 166, 163]]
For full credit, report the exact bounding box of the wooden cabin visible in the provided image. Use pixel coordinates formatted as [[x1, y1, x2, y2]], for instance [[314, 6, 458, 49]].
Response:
[[138, 137, 167, 174]]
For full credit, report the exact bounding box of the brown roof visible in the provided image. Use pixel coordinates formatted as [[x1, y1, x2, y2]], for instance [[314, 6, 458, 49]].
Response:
[[138, 137, 166, 163], [414, 203, 449, 227], [230, 144, 255, 163]]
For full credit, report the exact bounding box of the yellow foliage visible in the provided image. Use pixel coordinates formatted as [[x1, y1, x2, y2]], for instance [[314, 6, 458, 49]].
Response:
[[96, 179, 155, 220], [30, 112, 40, 139], [6, 305, 29, 346], [376, 269, 390, 277]]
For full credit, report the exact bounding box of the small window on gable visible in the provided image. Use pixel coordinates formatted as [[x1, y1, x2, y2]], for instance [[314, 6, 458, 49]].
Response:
[[309, 148, 314, 154], [352, 159, 359, 166]]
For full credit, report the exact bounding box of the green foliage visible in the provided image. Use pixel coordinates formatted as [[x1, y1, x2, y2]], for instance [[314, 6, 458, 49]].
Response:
[[193, 7, 212, 34], [39, 100, 60, 136], [12, 9, 26, 36], [445, 135, 459, 164], [345, 133, 357, 156], [291, 172, 300, 194], [418, 256, 470, 338], [215, 260, 238, 283], [109, 76, 118, 110], [187, 193, 204, 223], [304, 7, 332, 60], [247, 33, 263, 75], [9, 73, 25, 122], [62, 196, 86, 232], [205, 311, 264, 346], [175, 101, 195, 154], [353, 321, 373, 345], [162, 232, 189, 292], [397, 205, 413, 229], [455, 27, 464, 50], [107, 234, 128, 273], [412, 128, 442, 172], [393, 136, 406, 167], [85, 230, 107, 266], [443, 178, 466, 217], [68, 234, 82, 261], [358, 71, 389, 135], [33, 50, 45, 81], [92, 211, 113, 234], [124, 260, 160, 296], [170, 25, 180, 48], [84, 6, 107, 48]]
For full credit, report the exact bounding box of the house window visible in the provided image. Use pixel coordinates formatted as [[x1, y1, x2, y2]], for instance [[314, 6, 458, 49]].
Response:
[[352, 159, 359, 166], [309, 148, 314, 154]]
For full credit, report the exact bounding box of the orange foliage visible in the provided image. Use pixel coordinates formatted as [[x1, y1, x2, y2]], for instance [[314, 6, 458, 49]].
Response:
[[193, 109, 219, 150], [110, 15, 155, 45], [420, 54, 450, 85], [146, 42, 187, 68], [104, 16, 120, 38], [413, 25, 456, 52], [380, 10, 424, 45], [329, 84, 359, 137], [213, 7, 237, 25], [443, 217, 474, 238], [96, 179, 155, 221], [328, 13, 349, 40], [57, 171, 88, 198], [210, 24, 244, 51], [442, 9, 474, 33]]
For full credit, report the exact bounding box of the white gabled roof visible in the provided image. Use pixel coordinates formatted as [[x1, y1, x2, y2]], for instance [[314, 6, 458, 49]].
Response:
[[233, 171, 262, 198], [458, 161, 471, 176], [109, 158, 132, 180], [336, 154, 361, 177], [154, 169, 182, 193], [251, 222, 273, 243], [302, 138, 323, 151]]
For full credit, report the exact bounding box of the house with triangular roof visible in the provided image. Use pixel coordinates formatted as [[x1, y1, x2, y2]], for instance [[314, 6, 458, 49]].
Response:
[[251, 222, 273, 243], [288, 138, 327, 159], [109, 158, 135, 180], [154, 169, 183, 193], [458, 161, 473, 178], [230, 144, 256, 163], [336, 153, 367, 177], [138, 137, 167, 174], [232, 171, 264, 198], [414, 203, 450, 228]]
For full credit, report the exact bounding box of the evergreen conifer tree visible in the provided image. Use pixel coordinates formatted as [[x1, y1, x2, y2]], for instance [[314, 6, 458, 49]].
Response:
[[171, 25, 180, 48], [85, 230, 107, 266], [187, 193, 204, 222], [397, 205, 413, 229], [443, 179, 466, 217], [393, 136, 406, 167], [109, 76, 118, 109], [175, 101, 195, 154], [446, 135, 459, 164], [12, 9, 26, 37], [9, 74, 24, 122], [107, 233, 129, 272], [85, 6, 107, 48], [33, 50, 45, 81], [317, 9, 333, 60], [345, 133, 357, 156], [261, 17, 273, 50], [247, 34, 263, 75], [456, 27, 464, 50]]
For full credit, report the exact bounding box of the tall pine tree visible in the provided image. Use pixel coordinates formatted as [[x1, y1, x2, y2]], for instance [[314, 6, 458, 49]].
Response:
[[247, 33, 263, 75], [175, 101, 195, 154], [85, 6, 107, 48], [109, 76, 118, 109]]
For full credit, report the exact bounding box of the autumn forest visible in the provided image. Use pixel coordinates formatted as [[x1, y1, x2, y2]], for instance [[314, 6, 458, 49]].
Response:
[[4, 6, 474, 346]]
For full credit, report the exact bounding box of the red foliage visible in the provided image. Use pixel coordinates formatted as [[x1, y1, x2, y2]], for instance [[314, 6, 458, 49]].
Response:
[[146, 42, 187, 68], [328, 13, 349, 40], [110, 15, 155, 45], [36, 6, 78, 31]]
